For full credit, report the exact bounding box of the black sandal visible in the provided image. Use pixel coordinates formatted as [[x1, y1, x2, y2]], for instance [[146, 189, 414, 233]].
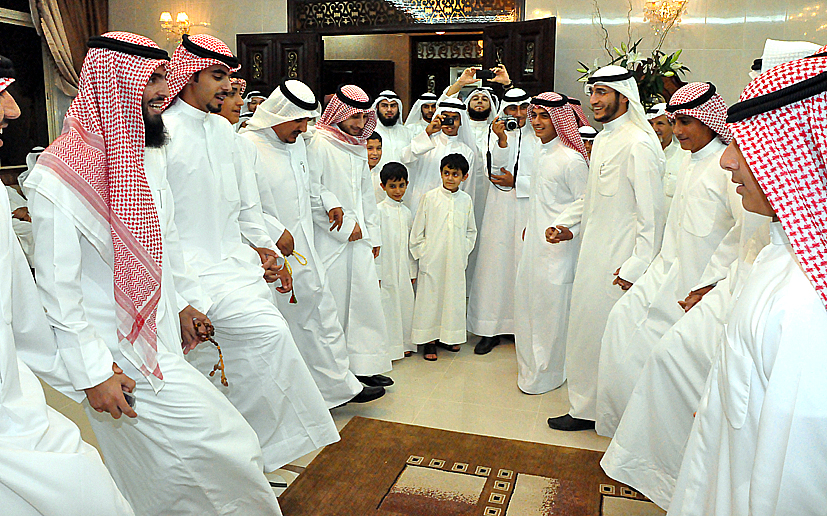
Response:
[[423, 343, 438, 361], [435, 341, 461, 352]]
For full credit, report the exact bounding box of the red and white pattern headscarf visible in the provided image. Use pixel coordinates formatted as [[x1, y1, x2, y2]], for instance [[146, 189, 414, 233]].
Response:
[[726, 52, 827, 308], [0, 78, 12, 93], [0, 54, 14, 94], [230, 76, 246, 95], [568, 97, 590, 127], [530, 92, 590, 164], [316, 84, 377, 145], [667, 82, 732, 144], [36, 32, 170, 382], [165, 34, 240, 106]]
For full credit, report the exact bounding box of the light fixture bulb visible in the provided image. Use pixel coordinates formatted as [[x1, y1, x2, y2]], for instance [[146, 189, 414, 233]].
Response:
[[159, 11, 172, 23], [176, 12, 189, 24]]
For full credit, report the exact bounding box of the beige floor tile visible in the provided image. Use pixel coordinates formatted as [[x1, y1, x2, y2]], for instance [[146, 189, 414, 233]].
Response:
[[412, 399, 537, 441], [330, 393, 429, 430], [384, 355, 452, 398], [528, 411, 611, 452], [40, 379, 75, 411], [432, 359, 543, 414]]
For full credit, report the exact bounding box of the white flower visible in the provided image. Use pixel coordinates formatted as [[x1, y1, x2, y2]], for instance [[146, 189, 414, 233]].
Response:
[[627, 51, 645, 66]]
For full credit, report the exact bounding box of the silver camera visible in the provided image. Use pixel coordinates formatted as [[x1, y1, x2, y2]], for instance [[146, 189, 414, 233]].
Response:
[[501, 115, 519, 131]]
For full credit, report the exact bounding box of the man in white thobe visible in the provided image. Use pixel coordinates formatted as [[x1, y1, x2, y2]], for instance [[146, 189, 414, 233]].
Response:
[[162, 34, 338, 469], [372, 90, 409, 170], [0, 52, 134, 516], [404, 91, 438, 137], [241, 80, 384, 406], [307, 84, 393, 387], [467, 87, 538, 354], [546, 65, 665, 431], [669, 52, 827, 515], [440, 68, 499, 154], [596, 82, 740, 437], [23, 33, 283, 516], [514, 93, 589, 394], [646, 103, 689, 213]]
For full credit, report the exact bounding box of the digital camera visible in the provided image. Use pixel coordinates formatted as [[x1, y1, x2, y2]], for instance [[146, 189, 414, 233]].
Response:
[[441, 115, 458, 127], [501, 115, 519, 131]]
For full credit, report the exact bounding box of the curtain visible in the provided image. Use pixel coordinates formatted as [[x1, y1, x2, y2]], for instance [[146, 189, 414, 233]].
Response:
[[29, 0, 108, 97]]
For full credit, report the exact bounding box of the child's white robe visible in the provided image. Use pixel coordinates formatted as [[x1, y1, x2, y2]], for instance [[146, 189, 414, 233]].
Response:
[[376, 197, 417, 358], [410, 187, 477, 344]]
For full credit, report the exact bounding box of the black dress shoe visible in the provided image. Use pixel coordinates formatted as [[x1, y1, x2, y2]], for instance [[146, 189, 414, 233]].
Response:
[[349, 385, 385, 403], [547, 414, 595, 431], [356, 374, 394, 387], [474, 335, 501, 355]]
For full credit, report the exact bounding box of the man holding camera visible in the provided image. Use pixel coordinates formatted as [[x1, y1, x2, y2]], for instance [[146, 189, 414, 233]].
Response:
[[467, 86, 538, 354]]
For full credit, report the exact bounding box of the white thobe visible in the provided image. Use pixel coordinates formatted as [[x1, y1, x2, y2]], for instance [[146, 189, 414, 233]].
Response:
[[241, 128, 363, 408], [0, 190, 133, 516], [467, 119, 492, 156], [307, 129, 392, 376], [467, 124, 537, 336], [400, 130, 482, 219], [668, 222, 827, 516], [374, 122, 410, 171], [163, 100, 338, 469], [554, 111, 665, 421], [26, 149, 282, 516], [376, 198, 417, 358], [514, 138, 588, 394], [663, 138, 689, 213], [601, 212, 770, 510], [6, 186, 33, 266], [596, 139, 739, 436], [410, 187, 477, 344]]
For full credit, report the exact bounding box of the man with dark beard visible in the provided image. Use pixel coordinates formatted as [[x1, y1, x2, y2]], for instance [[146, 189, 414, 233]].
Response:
[[372, 90, 408, 171], [404, 91, 438, 136], [24, 32, 284, 515]]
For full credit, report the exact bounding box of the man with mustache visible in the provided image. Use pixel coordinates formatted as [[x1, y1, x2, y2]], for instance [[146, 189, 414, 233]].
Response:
[[162, 34, 338, 471], [404, 91, 438, 136], [372, 90, 408, 171]]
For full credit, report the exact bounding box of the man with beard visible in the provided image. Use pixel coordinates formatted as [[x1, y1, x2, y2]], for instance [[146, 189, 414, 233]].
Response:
[[467, 87, 538, 354], [404, 91, 438, 136], [545, 65, 665, 431], [442, 67, 501, 155], [162, 34, 339, 471], [24, 33, 283, 515], [646, 103, 689, 212], [307, 84, 394, 388], [242, 79, 384, 407], [372, 90, 408, 171]]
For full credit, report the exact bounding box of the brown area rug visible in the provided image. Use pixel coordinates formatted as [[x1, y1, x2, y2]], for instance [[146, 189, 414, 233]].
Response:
[[278, 417, 663, 516]]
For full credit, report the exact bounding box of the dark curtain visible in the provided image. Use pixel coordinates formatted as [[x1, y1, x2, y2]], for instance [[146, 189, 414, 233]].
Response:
[[55, 0, 108, 73]]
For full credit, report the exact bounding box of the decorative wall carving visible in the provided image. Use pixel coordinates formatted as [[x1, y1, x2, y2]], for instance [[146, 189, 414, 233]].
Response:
[[252, 52, 264, 79], [524, 41, 534, 73], [286, 51, 299, 78], [416, 40, 483, 60], [292, 0, 520, 31]]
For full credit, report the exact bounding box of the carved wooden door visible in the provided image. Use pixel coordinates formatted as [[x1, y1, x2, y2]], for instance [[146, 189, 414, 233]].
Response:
[[236, 33, 323, 95], [483, 17, 555, 94]]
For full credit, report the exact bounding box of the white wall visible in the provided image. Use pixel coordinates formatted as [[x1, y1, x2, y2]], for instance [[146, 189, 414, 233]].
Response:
[[110, 0, 825, 104]]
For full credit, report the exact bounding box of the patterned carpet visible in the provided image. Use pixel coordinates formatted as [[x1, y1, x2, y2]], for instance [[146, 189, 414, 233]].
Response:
[[279, 417, 664, 515]]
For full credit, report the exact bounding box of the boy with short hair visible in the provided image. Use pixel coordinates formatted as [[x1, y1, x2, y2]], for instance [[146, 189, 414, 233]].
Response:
[[409, 153, 478, 361], [376, 162, 417, 359], [367, 132, 385, 203]]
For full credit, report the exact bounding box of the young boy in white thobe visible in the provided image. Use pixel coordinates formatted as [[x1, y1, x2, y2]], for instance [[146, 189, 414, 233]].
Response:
[[376, 162, 417, 360], [367, 132, 385, 203], [410, 154, 477, 361]]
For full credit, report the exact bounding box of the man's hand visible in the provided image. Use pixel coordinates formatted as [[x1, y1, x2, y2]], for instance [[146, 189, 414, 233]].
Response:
[[490, 167, 514, 188], [445, 67, 482, 96], [491, 117, 508, 146], [84, 363, 137, 419], [12, 206, 30, 222], [545, 225, 573, 244], [349, 222, 363, 242], [612, 267, 633, 291], [490, 64, 511, 85], [274, 263, 292, 294], [679, 285, 715, 312], [425, 114, 443, 136], [276, 229, 295, 256], [254, 247, 282, 283], [372, 246, 380, 258], [179, 305, 211, 354], [328, 207, 344, 232]]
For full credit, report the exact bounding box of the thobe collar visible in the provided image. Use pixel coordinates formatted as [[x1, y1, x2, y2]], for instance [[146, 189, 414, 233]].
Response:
[[601, 111, 630, 133], [770, 221, 789, 245], [690, 137, 725, 162], [169, 97, 211, 121], [440, 185, 462, 196], [664, 136, 681, 159], [381, 196, 404, 207], [542, 136, 563, 151], [261, 127, 292, 151]]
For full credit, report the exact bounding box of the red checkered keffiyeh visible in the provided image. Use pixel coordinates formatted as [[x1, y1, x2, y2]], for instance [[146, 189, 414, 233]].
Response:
[[726, 52, 827, 309], [666, 82, 732, 144], [230, 76, 246, 95], [530, 92, 590, 164], [36, 32, 170, 382], [165, 34, 240, 106], [316, 85, 377, 145], [568, 97, 590, 127], [0, 78, 12, 93]]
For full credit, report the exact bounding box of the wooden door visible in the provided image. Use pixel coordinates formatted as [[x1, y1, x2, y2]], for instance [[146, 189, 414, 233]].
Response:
[[483, 17, 555, 94], [236, 33, 323, 96]]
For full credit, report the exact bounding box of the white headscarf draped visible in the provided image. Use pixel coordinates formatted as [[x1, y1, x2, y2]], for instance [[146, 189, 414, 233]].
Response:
[[244, 79, 320, 131], [464, 87, 499, 123], [586, 65, 662, 151], [405, 92, 438, 127], [372, 90, 404, 127], [435, 97, 479, 154], [760, 39, 822, 73], [496, 88, 531, 117], [645, 102, 668, 121]]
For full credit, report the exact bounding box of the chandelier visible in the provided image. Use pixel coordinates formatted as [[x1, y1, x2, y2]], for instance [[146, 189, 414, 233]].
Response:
[[643, 0, 688, 35]]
